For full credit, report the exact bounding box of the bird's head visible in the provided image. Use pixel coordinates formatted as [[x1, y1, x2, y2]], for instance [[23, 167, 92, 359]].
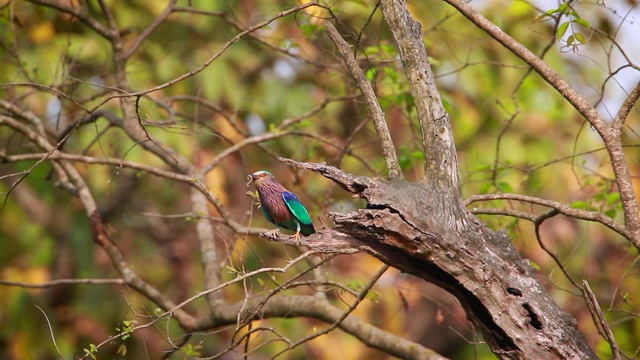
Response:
[[249, 170, 274, 185]]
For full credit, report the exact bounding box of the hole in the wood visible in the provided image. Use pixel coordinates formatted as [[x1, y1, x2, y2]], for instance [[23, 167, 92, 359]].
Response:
[[522, 303, 543, 330], [507, 287, 522, 297]]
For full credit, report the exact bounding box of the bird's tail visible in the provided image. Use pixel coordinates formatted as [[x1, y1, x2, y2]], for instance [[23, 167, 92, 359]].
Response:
[[301, 223, 315, 236]]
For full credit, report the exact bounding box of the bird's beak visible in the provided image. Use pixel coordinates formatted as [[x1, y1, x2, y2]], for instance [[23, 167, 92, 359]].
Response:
[[246, 174, 254, 187]]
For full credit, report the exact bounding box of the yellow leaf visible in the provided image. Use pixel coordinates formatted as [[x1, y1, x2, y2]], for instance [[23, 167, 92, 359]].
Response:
[[29, 22, 55, 44]]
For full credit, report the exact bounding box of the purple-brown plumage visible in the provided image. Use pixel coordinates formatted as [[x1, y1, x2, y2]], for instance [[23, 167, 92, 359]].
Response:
[[255, 178, 291, 224], [250, 170, 315, 240]]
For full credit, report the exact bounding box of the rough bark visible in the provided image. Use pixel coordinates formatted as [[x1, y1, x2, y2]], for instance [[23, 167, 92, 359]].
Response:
[[272, 0, 600, 358], [269, 159, 598, 360]]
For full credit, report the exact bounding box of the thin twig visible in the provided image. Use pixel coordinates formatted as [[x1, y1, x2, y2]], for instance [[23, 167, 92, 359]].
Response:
[[583, 280, 620, 360], [25, 0, 113, 39], [0, 278, 125, 288], [465, 193, 629, 238], [442, 0, 640, 248], [88, 2, 326, 111], [35, 305, 67, 360], [123, 0, 178, 60], [325, 21, 403, 181], [272, 264, 390, 358], [77, 250, 328, 359], [613, 80, 640, 129]]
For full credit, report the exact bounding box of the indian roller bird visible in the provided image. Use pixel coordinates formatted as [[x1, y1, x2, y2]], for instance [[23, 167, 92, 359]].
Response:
[[249, 170, 315, 241]]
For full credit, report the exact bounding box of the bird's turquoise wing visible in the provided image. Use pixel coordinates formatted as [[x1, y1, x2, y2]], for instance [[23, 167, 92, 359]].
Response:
[[282, 191, 312, 225], [282, 191, 315, 236]]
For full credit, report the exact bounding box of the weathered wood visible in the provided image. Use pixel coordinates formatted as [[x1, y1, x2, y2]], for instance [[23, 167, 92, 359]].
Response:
[[271, 159, 598, 360]]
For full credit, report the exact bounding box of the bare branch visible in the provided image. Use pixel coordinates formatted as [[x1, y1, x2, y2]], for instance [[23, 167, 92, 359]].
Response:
[[441, 0, 607, 133], [190, 173, 224, 307], [583, 280, 621, 360], [613, 80, 640, 129], [465, 193, 630, 238], [272, 265, 392, 357], [0, 278, 125, 288], [441, 0, 640, 245], [97, 0, 117, 31], [1, 152, 193, 184], [0, 116, 199, 330], [325, 21, 403, 181], [122, 0, 178, 60], [89, 2, 326, 110], [25, 0, 113, 39], [35, 305, 66, 360]]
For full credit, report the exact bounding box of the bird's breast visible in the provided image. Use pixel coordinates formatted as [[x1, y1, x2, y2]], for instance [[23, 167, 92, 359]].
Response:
[[260, 193, 292, 223]]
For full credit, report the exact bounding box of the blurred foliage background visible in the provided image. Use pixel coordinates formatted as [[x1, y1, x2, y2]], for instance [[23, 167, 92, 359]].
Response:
[[1, 0, 639, 359]]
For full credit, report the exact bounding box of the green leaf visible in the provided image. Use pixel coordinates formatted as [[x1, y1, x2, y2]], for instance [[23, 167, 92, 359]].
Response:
[[558, 3, 570, 13], [381, 44, 396, 54], [383, 67, 398, 82], [606, 193, 621, 205], [605, 209, 616, 218], [404, 94, 415, 113], [347, 280, 363, 291], [411, 151, 425, 160], [441, 97, 453, 114], [365, 67, 378, 81], [364, 46, 380, 55], [574, 32, 586, 44], [84, 344, 98, 359], [529, 260, 541, 270], [571, 200, 586, 209], [117, 344, 127, 356], [300, 24, 318, 36], [567, 35, 575, 46], [622, 291, 631, 301], [365, 290, 381, 303], [479, 182, 494, 195], [557, 22, 569, 38], [498, 181, 513, 193], [573, 17, 591, 29]]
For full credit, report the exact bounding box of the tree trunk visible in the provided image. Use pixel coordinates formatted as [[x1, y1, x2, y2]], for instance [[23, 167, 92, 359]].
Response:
[[300, 0, 600, 357], [270, 160, 597, 360]]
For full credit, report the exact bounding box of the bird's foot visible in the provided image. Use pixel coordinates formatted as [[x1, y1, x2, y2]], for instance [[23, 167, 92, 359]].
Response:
[[265, 229, 281, 238], [289, 230, 303, 245]]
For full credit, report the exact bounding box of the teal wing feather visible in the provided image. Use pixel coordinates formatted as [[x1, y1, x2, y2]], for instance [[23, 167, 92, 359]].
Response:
[[282, 191, 315, 236]]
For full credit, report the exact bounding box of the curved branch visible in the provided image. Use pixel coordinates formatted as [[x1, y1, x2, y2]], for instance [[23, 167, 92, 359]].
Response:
[[253, 295, 447, 360], [441, 0, 607, 134], [25, 0, 113, 39], [89, 2, 326, 110], [1, 152, 193, 183], [441, 0, 640, 245], [0, 115, 199, 329], [122, 0, 178, 60], [325, 21, 403, 181], [465, 193, 630, 238], [613, 80, 640, 129]]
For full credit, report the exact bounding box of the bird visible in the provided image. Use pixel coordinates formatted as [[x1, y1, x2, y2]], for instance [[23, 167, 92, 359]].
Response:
[[249, 170, 315, 242]]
